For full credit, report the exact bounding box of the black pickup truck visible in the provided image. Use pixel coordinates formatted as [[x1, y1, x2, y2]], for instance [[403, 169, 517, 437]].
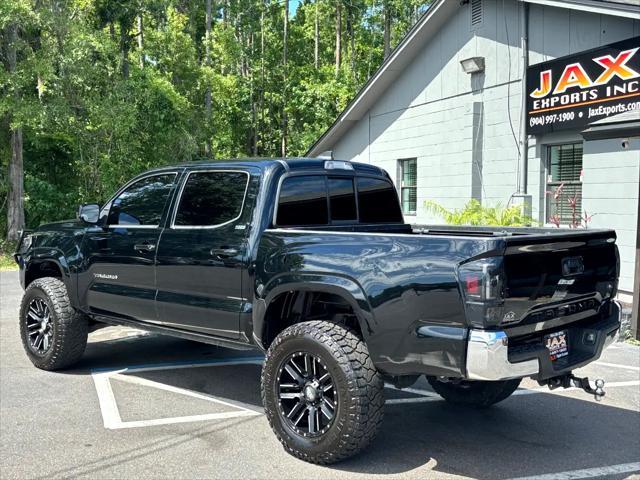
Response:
[[15, 158, 621, 463]]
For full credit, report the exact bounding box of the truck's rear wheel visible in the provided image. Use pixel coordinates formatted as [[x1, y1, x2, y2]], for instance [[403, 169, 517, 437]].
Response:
[[261, 321, 384, 464], [426, 377, 521, 408], [19, 277, 88, 371]]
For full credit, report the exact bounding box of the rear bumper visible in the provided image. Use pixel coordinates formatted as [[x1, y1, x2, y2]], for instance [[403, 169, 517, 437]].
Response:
[[465, 301, 621, 381], [466, 330, 539, 380]]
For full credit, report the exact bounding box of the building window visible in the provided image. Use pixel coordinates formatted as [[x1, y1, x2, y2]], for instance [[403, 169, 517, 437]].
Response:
[[398, 158, 417, 215], [546, 144, 583, 226]]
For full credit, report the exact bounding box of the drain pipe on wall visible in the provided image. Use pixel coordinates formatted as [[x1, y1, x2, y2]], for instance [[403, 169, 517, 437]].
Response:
[[513, 1, 532, 218]]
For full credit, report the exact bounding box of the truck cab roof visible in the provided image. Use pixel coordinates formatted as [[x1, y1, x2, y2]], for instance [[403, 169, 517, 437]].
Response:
[[157, 157, 389, 178]]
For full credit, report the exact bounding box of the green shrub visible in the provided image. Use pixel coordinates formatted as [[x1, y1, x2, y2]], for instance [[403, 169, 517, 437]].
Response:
[[424, 199, 535, 227]]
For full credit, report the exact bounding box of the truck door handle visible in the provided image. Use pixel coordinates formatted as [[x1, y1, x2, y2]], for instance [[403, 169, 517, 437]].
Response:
[[210, 247, 238, 258], [134, 242, 156, 252]]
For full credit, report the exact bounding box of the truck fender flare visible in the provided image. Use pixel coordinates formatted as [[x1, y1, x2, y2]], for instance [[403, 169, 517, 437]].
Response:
[[254, 273, 375, 348], [27, 248, 74, 301]]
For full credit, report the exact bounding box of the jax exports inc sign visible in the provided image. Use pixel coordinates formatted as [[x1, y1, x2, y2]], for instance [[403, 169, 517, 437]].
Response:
[[526, 36, 640, 135]]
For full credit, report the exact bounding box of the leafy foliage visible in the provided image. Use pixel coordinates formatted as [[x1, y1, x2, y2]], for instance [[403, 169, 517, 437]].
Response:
[[546, 183, 593, 229], [1, 0, 434, 237], [425, 199, 535, 227]]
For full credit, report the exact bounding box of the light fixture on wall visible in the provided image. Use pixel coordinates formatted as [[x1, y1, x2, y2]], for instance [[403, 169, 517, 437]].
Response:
[[460, 56, 485, 74]]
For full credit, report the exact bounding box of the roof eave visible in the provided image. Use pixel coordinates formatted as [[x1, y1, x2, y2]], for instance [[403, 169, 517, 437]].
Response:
[[520, 0, 640, 20]]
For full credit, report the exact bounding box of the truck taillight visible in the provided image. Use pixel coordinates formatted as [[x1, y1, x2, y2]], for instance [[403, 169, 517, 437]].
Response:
[[458, 257, 504, 327], [465, 276, 480, 296], [459, 257, 503, 302]]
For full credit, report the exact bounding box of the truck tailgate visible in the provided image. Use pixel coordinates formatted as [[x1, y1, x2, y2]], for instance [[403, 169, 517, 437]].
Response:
[[501, 229, 618, 335]]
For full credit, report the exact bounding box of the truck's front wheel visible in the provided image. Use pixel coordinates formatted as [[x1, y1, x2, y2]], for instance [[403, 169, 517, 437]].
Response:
[[19, 277, 88, 371], [261, 321, 384, 464], [426, 376, 521, 408]]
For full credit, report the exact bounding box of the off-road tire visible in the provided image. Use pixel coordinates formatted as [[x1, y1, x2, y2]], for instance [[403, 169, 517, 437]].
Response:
[[426, 376, 521, 408], [261, 321, 384, 464], [19, 277, 88, 370]]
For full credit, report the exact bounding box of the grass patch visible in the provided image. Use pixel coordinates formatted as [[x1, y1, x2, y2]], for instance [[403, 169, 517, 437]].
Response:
[[624, 333, 640, 347], [0, 253, 17, 271], [0, 240, 18, 271]]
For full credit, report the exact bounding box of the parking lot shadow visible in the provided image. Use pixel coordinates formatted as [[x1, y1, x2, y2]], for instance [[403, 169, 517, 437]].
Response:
[[337, 393, 640, 478], [75, 330, 263, 372], [120, 362, 265, 410], [67, 331, 639, 479]]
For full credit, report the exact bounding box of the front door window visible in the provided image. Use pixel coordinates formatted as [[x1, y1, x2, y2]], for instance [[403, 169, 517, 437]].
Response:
[[108, 174, 176, 227]]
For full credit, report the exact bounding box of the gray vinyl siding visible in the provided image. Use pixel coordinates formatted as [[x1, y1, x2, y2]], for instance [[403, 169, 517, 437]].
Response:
[[582, 138, 639, 293]]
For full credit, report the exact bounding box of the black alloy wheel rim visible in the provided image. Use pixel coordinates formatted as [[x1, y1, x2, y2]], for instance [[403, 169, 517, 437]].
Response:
[[277, 352, 337, 437], [25, 298, 53, 355]]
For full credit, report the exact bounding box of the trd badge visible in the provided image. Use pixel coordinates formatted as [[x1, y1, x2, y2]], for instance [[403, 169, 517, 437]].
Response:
[[94, 273, 118, 280]]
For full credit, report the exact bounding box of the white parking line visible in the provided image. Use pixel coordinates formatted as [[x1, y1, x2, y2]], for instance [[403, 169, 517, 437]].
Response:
[[508, 461, 640, 480], [111, 411, 258, 429], [385, 383, 439, 397], [92, 359, 640, 421], [91, 357, 264, 429], [96, 356, 265, 374], [111, 372, 264, 413], [594, 361, 640, 372], [386, 397, 438, 405], [92, 372, 124, 427]]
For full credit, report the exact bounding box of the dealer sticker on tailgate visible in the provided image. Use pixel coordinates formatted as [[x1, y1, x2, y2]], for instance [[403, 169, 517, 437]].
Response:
[[545, 330, 569, 361]]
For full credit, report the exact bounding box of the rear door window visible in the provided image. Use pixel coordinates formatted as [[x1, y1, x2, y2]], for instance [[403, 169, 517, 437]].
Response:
[[357, 177, 403, 223], [328, 177, 357, 222], [174, 171, 248, 227], [277, 176, 328, 226]]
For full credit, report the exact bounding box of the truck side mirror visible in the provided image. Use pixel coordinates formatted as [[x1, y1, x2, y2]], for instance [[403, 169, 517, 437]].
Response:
[[78, 204, 100, 224]]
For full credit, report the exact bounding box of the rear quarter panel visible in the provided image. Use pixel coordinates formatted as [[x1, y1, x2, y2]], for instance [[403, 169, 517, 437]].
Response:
[[255, 229, 501, 377]]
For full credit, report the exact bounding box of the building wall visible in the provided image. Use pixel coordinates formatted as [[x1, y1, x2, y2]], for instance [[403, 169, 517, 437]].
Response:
[[582, 138, 639, 293], [335, 0, 527, 223], [329, 0, 639, 292]]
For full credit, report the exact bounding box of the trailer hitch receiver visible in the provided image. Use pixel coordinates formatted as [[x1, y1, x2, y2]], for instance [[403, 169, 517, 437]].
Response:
[[542, 374, 605, 401]]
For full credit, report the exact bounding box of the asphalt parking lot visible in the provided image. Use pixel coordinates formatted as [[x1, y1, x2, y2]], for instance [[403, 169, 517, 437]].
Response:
[[1, 270, 639, 480]]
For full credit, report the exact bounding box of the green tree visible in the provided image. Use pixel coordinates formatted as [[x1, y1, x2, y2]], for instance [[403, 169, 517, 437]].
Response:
[[1, 0, 433, 241]]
